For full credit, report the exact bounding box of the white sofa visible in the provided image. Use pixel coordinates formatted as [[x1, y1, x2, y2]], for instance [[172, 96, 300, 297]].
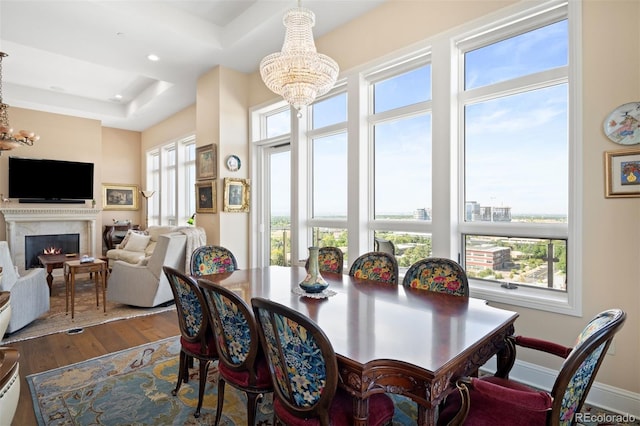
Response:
[[106, 226, 176, 268], [107, 232, 187, 307]]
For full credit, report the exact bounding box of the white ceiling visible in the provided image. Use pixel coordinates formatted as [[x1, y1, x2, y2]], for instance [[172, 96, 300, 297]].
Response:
[[0, 0, 385, 131]]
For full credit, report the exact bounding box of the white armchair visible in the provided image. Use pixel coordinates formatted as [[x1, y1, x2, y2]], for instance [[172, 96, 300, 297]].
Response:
[[0, 293, 10, 338], [107, 232, 187, 307], [0, 241, 50, 335]]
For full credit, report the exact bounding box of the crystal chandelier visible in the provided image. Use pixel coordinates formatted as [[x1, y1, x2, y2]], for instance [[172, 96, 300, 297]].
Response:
[[0, 52, 39, 153], [259, 2, 339, 117]]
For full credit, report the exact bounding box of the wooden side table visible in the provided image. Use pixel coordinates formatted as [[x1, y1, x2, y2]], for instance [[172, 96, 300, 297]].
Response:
[[64, 259, 107, 320], [102, 224, 140, 251]]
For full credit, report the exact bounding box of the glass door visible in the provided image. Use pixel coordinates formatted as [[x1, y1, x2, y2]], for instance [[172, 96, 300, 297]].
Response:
[[267, 145, 291, 266]]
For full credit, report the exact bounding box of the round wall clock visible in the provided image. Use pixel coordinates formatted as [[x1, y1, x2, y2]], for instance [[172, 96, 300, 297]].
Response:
[[603, 101, 640, 145], [225, 155, 241, 172]]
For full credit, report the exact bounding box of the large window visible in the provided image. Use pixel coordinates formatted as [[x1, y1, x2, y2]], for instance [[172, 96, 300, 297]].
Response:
[[146, 136, 195, 227], [460, 16, 569, 295], [369, 61, 433, 271], [252, 0, 579, 314]]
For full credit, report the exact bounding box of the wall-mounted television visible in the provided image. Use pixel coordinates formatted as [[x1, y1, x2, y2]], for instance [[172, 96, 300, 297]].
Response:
[[8, 156, 94, 203]]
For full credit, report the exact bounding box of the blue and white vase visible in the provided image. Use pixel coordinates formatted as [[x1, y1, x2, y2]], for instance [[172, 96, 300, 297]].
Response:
[[299, 247, 329, 293]]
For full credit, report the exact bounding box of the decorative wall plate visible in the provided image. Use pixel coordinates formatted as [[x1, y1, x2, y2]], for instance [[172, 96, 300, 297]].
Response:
[[225, 155, 241, 172], [603, 102, 640, 145]]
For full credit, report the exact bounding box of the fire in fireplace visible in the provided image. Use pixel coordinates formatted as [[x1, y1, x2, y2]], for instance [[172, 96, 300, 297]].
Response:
[[43, 246, 63, 255], [24, 234, 80, 269]]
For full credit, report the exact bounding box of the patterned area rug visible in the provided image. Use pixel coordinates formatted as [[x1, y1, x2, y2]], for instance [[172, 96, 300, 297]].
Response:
[[26, 337, 416, 425], [26, 337, 636, 426], [1, 276, 176, 344]]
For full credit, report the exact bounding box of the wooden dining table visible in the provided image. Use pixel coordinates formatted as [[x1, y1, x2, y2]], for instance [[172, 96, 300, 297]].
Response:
[[200, 266, 519, 426]]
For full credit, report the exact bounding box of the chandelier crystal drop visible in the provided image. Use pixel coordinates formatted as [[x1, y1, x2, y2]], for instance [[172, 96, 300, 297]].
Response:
[[259, 3, 339, 117], [0, 52, 39, 153]]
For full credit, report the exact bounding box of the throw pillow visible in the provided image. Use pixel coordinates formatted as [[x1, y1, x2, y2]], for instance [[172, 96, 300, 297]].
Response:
[[119, 229, 146, 249], [123, 232, 151, 252]]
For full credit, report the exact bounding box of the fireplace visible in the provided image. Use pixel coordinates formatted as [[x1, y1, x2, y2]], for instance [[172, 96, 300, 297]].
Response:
[[24, 234, 80, 269], [0, 204, 100, 275]]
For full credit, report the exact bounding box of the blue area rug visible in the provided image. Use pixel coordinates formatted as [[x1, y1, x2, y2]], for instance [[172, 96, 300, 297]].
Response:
[[27, 336, 635, 425], [26, 336, 418, 425]]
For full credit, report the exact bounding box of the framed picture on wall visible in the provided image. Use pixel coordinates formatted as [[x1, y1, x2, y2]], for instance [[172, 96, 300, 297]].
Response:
[[196, 144, 217, 180], [102, 183, 139, 210], [223, 178, 250, 212], [604, 147, 640, 198], [196, 179, 217, 213]]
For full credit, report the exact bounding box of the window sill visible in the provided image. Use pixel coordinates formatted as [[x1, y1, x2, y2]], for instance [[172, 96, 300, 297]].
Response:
[[469, 278, 580, 317]]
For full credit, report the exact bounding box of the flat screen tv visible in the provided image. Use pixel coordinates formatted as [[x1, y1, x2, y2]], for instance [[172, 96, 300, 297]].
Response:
[[8, 156, 94, 203]]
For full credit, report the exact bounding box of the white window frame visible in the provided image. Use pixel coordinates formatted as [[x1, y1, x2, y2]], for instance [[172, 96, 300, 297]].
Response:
[[449, 0, 581, 316], [251, 0, 581, 315], [145, 135, 196, 227]]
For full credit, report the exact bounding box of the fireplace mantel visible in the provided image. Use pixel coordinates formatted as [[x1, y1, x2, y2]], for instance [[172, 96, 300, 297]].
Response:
[[0, 205, 100, 221], [0, 203, 101, 274]]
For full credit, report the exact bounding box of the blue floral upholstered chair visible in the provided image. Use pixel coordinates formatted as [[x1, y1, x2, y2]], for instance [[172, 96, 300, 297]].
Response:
[[163, 266, 218, 419], [438, 309, 627, 426], [304, 246, 344, 274], [251, 297, 395, 426], [348, 251, 399, 284], [197, 278, 273, 426], [190, 245, 238, 276], [402, 257, 469, 296]]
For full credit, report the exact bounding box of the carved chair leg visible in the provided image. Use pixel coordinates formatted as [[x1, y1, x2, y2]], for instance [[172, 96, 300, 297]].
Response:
[[213, 376, 226, 425], [495, 335, 516, 379], [194, 359, 211, 418], [246, 391, 261, 426], [172, 350, 187, 396]]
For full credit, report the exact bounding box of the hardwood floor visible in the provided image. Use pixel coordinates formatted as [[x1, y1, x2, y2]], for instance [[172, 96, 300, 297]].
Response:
[[5, 311, 180, 426]]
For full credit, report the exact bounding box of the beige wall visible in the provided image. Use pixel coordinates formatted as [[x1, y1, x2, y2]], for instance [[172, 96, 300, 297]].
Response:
[[140, 104, 196, 153], [194, 66, 250, 267], [101, 127, 142, 232]]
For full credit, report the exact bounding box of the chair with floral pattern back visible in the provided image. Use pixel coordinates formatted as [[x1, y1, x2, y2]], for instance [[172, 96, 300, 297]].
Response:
[[348, 251, 399, 284], [304, 246, 344, 274], [190, 245, 238, 276], [402, 257, 469, 296], [438, 309, 627, 426], [197, 278, 273, 426], [162, 266, 218, 418], [251, 297, 395, 426]]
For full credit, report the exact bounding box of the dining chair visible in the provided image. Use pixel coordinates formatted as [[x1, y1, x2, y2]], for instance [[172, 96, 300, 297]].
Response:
[[348, 251, 399, 284], [374, 237, 396, 256], [163, 266, 218, 418], [251, 297, 395, 426], [190, 245, 238, 276], [438, 308, 627, 426], [197, 278, 273, 426], [304, 246, 344, 273], [402, 257, 469, 296]]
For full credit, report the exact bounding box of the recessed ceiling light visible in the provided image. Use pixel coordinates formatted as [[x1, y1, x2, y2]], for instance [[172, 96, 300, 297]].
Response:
[[147, 54, 159, 62], [114, 94, 123, 100]]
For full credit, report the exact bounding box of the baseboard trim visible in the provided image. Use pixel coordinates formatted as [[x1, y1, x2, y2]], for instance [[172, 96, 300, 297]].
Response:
[[480, 358, 640, 418]]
